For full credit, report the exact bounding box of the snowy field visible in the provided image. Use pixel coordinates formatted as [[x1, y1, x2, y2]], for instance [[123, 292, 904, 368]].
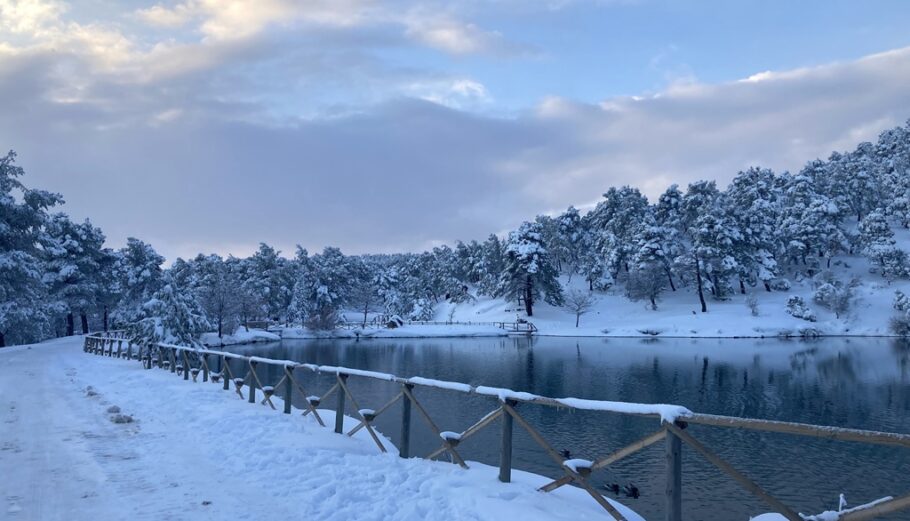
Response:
[[0, 336, 641, 521], [435, 252, 910, 339]]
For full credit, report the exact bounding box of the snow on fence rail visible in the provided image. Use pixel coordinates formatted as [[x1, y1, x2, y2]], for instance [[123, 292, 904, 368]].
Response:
[[83, 331, 910, 521]]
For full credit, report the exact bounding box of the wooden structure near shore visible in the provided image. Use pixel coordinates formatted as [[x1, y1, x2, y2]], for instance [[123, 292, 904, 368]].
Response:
[[83, 331, 910, 521]]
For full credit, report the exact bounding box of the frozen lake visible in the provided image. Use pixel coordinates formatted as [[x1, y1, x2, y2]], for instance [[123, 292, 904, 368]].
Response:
[[227, 336, 910, 520]]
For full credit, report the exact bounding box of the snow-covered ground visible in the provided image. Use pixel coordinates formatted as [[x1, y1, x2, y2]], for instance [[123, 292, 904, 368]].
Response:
[[0, 336, 640, 521], [280, 324, 508, 339], [436, 253, 910, 338], [200, 327, 281, 347]]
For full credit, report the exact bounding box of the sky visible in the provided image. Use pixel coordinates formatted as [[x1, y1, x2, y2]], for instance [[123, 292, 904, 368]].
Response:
[[1, 0, 910, 261]]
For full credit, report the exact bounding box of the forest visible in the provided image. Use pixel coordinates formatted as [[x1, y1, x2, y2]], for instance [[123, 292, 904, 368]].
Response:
[[2, 121, 910, 347]]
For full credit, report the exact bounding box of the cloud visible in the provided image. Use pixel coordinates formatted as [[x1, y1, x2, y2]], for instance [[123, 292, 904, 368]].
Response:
[[1, 2, 909, 261]]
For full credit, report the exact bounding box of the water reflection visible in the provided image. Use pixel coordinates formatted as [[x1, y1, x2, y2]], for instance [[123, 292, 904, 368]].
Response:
[[225, 336, 910, 521]]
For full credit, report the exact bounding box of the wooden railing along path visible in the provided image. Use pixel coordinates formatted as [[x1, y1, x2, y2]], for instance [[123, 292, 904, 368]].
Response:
[[83, 331, 910, 521]]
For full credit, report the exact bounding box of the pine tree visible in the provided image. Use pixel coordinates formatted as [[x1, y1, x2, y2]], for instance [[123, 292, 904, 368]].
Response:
[[43, 214, 108, 335], [0, 151, 62, 346], [859, 210, 906, 279], [132, 277, 211, 347], [498, 221, 563, 316], [111, 238, 165, 326]]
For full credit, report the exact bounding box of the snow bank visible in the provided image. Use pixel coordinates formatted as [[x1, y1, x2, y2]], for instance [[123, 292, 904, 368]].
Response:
[[279, 324, 508, 339], [437, 256, 910, 338], [1, 336, 644, 521], [201, 328, 280, 347]]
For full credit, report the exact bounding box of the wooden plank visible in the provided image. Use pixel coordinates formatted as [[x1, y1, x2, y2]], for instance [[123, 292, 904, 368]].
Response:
[[427, 407, 502, 461], [665, 429, 682, 521], [666, 423, 801, 521], [402, 386, 468, 468], [502, 402, 626, 521], [539, 429, 666, 493], [400, 384, 413, 459], [334, 375, 347, 434], [336, 375, 387, 453], [283, 366, 294, 414], [687, 413, 910, 449], [348, 393, 402, 436], [290, 375, 327, 427], [500, 403, 513, 483]]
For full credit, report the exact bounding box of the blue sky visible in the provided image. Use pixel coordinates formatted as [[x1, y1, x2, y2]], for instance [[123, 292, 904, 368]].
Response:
[[1, 0, 909, 260]]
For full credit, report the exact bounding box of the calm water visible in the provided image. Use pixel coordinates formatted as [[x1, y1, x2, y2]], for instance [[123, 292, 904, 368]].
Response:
[[224, 336, 910, 521]]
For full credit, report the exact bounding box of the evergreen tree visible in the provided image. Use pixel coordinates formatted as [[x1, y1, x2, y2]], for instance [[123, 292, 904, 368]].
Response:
[[111, 238, 165, 326], [132, 277, 211, 347], [0, 151, 62, 346], [43, 214, 108, 335], [497, 221, 563, 316], [859, 210, 906, 279]]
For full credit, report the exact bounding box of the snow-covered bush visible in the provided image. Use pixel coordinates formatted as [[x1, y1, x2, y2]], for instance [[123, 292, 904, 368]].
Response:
[[785, 295, 816, 322], [770, 279, 791, 291], [745, 294, 759, 316], [626, 267, 667, 310], [812, 274, 856, 318], [890, 291, 910, 336]]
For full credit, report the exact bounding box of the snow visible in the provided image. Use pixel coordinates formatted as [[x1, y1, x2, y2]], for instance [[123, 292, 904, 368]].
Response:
[[436, 245, 910, 339], [0, 336, 644, 521], [554, 398, 692, 424], [279, 324, 508, 339], [439, 431, 463, 441], [201, 327, 281, 347], [563, 459, 593, 473], [475, 386, 540, 402], [407, 376, 473, 393]]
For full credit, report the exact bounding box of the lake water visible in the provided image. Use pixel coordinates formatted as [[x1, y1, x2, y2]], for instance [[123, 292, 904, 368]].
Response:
[[224, 336, 910, 521]]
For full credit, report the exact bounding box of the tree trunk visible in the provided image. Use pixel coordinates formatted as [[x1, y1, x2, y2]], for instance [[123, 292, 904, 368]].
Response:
[[764, 282, 771, 292], [218, 315, 223, 338], [362, 304, 369, 328], [695, 255, 707, 313], [80, 313, 89, 334], [0, 331, 5, 348], [649, 296, 656, 310], [666, 267, 677, 292], [575, 314, 580, 328], [103, 305, 109, 332], [739, 279, 746, 295], [524, 275, 534, 317], [66, 313, 74, 336]]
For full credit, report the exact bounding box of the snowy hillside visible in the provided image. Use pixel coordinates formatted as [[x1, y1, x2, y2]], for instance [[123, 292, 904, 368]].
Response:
[[436, 250, 910, 338]]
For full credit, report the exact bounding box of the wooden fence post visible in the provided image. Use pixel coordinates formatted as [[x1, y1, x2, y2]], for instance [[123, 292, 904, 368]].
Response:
[[183, 351, 190, 381], [170, 348, 177, 373], [665, 424, 683, 521], [499, 399, 516, 483], [283, 366, 293, 414], [400, 384, 413, 458], [335, 374, 348, 434], [248, 361, 258, 404], [202, 354, 209, 382], [222, 356, 230, 390]]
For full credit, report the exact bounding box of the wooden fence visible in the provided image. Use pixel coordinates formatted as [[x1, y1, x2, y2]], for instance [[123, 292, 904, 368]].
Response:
[[83, 331, 910, 521], [406, 320, 539, 333]]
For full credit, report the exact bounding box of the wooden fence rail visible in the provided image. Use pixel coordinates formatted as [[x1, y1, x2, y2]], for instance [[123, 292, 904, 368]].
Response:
[[82, 332, 910, 521]]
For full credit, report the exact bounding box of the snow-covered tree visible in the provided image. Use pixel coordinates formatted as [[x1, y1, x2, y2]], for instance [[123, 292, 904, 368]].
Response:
[[42, 214, 108, 335], [858, 210, 906, 279], [498, 221, 563, 316], [132, 278, 211, 347], [0, 151, 62, 346], [112, 238, 165, 326], [563, 289, 596, 327]]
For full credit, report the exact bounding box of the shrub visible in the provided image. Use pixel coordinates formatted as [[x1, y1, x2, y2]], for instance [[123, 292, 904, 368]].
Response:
[[786, 295, 816, 322], [745, 294, 759, 316]]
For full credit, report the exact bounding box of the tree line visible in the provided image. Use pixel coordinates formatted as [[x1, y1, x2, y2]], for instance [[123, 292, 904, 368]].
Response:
[[2, 121, 909, 347]]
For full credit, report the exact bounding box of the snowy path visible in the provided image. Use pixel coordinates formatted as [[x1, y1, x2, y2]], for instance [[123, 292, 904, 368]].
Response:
[[0, 337, 640, 521]]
